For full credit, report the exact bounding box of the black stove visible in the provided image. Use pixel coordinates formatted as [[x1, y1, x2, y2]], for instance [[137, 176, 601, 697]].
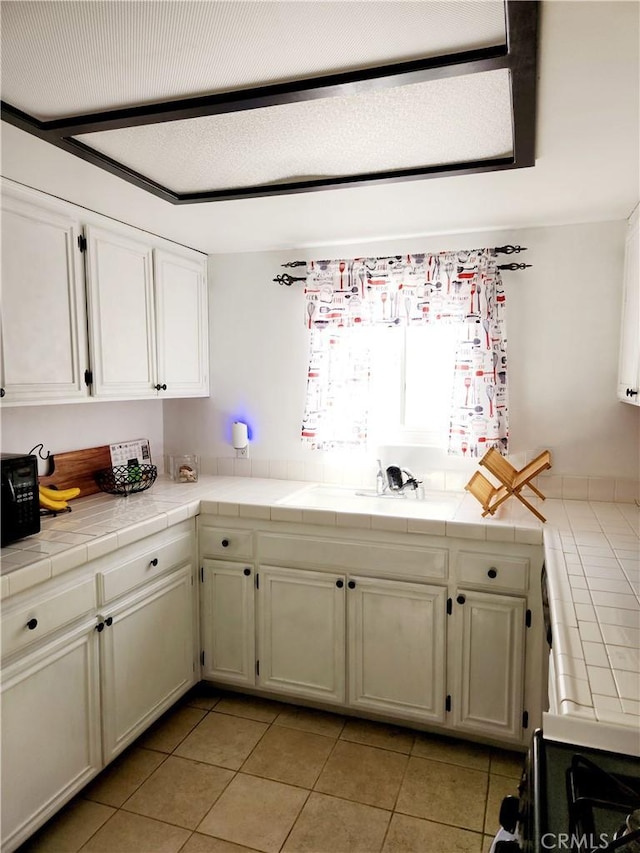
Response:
[[494, 730, 640, 852]]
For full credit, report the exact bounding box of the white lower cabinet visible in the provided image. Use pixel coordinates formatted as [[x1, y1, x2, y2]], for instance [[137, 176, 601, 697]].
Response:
[[257, 565, 346, 704], [201, 559, 255, 687], [1, 520, 198, 853], [450, 589, 526, 741], [0, 619, 101, 852], [199, 519, 541, 746], [100, 565, 195, 762], [348, 576, 447, 724]]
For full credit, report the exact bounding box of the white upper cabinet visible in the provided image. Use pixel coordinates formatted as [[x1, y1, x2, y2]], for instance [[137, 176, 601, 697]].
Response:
[[618, 204, 640, 405], [85, 225, 157, 399], [0, 179, 209, 406], [0, 190, 89, 403], [153, 249, 208, 397]]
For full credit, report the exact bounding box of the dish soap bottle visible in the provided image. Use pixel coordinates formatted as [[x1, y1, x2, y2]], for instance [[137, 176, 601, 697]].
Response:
[[376, 459, 385, 495]]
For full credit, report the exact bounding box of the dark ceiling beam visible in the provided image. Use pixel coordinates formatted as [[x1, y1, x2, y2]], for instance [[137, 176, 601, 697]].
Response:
[[173, 157, 518, 204], [507, 0, 539, 167], [5, 45, 509, 138]]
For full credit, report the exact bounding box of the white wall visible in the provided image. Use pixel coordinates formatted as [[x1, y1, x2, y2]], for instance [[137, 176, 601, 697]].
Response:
[[0, 401, 164, 475], [164, 220, 639, 484]]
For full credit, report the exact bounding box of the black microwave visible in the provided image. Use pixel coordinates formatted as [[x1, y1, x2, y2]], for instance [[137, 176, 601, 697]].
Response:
[[1, 453, 41, 547]]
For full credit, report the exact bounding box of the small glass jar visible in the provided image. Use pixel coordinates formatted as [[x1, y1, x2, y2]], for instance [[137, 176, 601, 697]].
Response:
[[173, 454, 199, 483]]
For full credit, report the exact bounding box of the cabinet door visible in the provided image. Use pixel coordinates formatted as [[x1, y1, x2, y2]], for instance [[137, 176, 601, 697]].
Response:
[[1, 620, 101, 852], [100, 565, 195, 761], [201, 559, 255, 687], [348, 576, 447, 723], [451, 589, 526, 742], [85, 225, 157, 398], [154, 249, 209, 397], [257, 565, 346, 704], [0, 192, 89, 404], [618, 204, 640, 404]]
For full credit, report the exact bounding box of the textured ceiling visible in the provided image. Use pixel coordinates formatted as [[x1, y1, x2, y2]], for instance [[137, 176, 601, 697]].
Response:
[[0, 0, 506, 121], [76, 70, 513, 193]]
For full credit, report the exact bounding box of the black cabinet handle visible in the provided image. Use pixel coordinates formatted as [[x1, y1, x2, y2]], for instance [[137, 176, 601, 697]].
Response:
[[488, 568, 498, 579], [0, 388, 5, 398], [243, 568, 251, 576], [26, 618, 38, 630], [336, 579, 344, 588], [456, 594, 466, 605], [626, 388, 639, 397], [221, 539, 229, 548], [154, 384, 168, 391], [95, 621, 105, 632], [105, 617, 113, 627], [347, 580, 356, 589], [150, 558, 158, 567], [161, 384, 167, 390]]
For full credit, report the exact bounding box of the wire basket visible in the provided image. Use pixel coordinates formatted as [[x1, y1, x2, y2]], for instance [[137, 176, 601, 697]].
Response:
[[94, 464, 157, 496]]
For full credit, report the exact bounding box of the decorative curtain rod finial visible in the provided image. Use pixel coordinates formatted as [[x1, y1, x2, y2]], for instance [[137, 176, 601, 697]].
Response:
[[494, 244, 528, 254], [273, 273, 306, 286]]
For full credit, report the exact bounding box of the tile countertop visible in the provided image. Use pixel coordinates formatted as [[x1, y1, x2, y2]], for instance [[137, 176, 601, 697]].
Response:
[[1, 476, 638, 753]]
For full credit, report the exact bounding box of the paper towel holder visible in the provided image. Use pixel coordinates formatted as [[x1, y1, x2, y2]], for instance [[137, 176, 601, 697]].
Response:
[[232, 421, 249, 457]]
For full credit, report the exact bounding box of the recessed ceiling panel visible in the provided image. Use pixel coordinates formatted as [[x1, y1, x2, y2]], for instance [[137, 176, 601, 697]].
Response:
[[1, 0, 506, 120], [74, 70, 513, 193]]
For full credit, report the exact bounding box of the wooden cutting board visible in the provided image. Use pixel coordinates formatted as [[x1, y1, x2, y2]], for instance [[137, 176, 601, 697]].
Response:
[[39, 445, 112, 497]]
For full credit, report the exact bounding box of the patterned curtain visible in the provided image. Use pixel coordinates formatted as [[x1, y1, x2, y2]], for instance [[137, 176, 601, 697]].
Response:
[[301, 250, 508, 456]]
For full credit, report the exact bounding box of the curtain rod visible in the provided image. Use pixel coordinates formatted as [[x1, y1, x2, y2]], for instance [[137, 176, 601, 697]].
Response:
[[273, 245, 531, 285]]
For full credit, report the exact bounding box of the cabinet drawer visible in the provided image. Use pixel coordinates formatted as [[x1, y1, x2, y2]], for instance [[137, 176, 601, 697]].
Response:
[[457, 551, 529, 593], [99, 531, 194, 603], [257, 533, 447, 581], [2, 577, 96, 658], [200, 527, 253, 560]]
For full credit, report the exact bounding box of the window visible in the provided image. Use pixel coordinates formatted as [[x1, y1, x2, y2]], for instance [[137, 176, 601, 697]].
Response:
[[367, 324, 460, 448]]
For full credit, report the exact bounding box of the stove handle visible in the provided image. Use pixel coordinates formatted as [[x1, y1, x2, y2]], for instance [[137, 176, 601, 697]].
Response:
[[499, 795, 520, 833]]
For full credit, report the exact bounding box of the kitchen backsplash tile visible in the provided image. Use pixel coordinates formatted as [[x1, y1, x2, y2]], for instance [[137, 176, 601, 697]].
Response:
[[205, 457, 639, 504]]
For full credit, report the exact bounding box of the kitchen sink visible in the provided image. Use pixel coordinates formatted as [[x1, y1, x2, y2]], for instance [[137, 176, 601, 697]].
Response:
[[276, 483, 465, 516]]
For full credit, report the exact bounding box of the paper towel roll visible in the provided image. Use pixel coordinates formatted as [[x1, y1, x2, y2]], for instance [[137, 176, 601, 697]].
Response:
[[232, 421, 248, 449]]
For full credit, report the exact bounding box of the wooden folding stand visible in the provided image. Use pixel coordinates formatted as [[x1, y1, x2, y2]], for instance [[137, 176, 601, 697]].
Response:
[[465, 448, 552, 522]]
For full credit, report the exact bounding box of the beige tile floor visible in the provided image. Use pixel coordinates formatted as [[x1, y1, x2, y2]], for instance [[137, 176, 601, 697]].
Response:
[[19, 687, 525, 853]]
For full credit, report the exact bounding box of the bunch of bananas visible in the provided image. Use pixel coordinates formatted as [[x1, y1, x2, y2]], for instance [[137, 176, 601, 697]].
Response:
[[39, 484, 81, 513]]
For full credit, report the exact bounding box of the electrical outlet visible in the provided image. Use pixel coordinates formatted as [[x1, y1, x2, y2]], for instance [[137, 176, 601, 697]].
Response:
[[236, 446, 249, 459]]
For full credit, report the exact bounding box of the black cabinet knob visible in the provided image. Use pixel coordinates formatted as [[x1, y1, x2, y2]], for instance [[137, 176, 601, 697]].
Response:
[[347, 580, 356, 589], [150, 558, 158, 567], [95, 622, 105, 632], [488, 568, 498, 579], [154, 384, 162, 390], [626, 388, 639, 397], [0, 388, 5, 398], [456, 594, 466, 605], [161, 384, 167, 390], [105, 616, 113, 627], [26, 618, 38, 630], [243, 568, 251, 576], [221, 539, 229, 548], [336, 579, 344, 588]]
